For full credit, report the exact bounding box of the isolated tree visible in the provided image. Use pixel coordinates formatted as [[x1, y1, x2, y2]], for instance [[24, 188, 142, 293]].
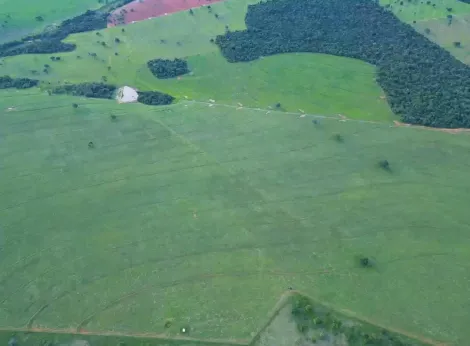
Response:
[[72, 103, 78, 108], [453, 41, 462, 48], [88, 141, 94, 148], [275, 102, 281, 108], [107, 66, 111, 71], [110, 114, 117, 121], [333, 133, 343, 142], [35, 16, 44, 22], [114, 37, 121, 43], [121, 28, 125, 33], [424, 28, 431, 34], [360, 257, 370, 267], [379, 159, 390, 170], [189, 8, 194, 15], [210, 38, 215, 43], [215, 13, 219, 19]]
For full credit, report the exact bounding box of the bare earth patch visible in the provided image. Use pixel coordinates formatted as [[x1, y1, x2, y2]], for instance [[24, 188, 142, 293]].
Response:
[[394, 120, 470, 134], [108, 0, 224, 27]]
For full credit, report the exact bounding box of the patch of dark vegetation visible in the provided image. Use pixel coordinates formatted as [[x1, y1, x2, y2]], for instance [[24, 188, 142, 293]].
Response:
[[457, 0, 470, 4], [216, 0, 470, 128], [52, 82, 116, 99], [0, 75, 38, 89], [379, 159, 391, 171], [147, 58, 190, 79], [137, 91, 175, 106], [290, 294, 417, 345]]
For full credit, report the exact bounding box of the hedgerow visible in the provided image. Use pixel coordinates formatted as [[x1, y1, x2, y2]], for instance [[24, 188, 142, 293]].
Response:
[[52, 82, 117, 99], [0, 76, 38, 89], [137, 91, 175, 105], [216, 0, 470, 128]]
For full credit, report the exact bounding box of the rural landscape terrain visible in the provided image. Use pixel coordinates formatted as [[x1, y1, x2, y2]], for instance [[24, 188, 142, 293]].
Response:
[[1, 0, 470, 345]]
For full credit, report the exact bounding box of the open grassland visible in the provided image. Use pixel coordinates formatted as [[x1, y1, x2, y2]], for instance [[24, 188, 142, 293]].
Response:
[[0, 0, 394, 121], [1, 89, 470, 344], [415, 13, 470, 65], [0, 0, 103, 43], [380, 0, 470, 22], [136, 52, 394, 121]]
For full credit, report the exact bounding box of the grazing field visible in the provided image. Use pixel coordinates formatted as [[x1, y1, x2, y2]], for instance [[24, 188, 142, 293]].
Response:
[[1, 89, 470, 344], [0, 0, 393, 121], [0, 0, 102, 43], [415, 13, 470, 65], [379, 0, 470, 22]]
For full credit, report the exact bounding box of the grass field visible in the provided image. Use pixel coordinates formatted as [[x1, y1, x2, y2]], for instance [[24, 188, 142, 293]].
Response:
[[0, 0, 394, 121], [0, 0, 103, 43], [1, 89, 470, 344], [414, 13, 470, 65], [380, 0, 470, 22]]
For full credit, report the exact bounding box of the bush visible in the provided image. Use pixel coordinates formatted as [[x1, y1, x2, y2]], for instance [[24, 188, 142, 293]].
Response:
[[0, 75, 38, 89], [215, 0, 470, 128], [137, 91, 175, 105], [147, 58, 189, 79], [53, 82, 116, 99]]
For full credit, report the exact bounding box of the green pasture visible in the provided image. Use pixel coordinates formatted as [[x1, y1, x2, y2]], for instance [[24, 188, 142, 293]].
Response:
[[415, 13, 470, 65], [1, 89, 470, 344], [0, 0, 103, 43], [380, 0, 470, 22], [0, 0, 394, 121]]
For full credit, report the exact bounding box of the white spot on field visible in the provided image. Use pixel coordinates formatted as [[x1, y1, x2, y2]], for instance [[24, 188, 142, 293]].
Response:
[[116, 86, 138, 103]]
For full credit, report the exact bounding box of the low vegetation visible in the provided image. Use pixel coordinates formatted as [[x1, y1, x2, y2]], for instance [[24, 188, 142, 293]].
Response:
[[0, 75, 38, 89], [147, 58, 190, 79], [216, 0, 470, 128]]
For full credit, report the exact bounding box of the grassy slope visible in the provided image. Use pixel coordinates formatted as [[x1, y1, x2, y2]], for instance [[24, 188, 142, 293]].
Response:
[[0, 0, 394, 121], [414, 14, 470, 65], [136, 52, 394, 121], [1, 89, 470, 344], [380, 0, 470, 22], [0, 0, 102, 43]]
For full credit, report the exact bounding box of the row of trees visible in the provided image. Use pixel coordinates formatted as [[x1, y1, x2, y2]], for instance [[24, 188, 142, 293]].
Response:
[[0, 75, 38, 89], [138, 91, 175, 105], [52, 82, 116, 99], [215, 0, 470, 128], [51, 82, 175, 105], [147, 58, 190, 79]]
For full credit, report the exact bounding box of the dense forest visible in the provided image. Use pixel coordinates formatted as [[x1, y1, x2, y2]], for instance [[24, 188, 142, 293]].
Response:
[[137, 91, 175, 105], [147, 58, 190, 79], [216, 0, 470, 128], [0, 75, 38, 89], [52, 82, 117, 99]]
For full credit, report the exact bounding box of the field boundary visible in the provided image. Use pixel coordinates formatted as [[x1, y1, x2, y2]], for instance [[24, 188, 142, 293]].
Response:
[[0, 290, 446, 346]]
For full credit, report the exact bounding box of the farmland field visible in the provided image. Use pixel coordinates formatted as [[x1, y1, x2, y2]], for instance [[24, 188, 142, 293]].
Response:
[[0, 0, 394, 120], [2, 0, 470, 344], [0, 0, 103, 43], [1, 89, 470, 344]]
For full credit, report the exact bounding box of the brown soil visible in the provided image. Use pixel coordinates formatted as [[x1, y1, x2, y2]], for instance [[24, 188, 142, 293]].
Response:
[[108, 0, 224, 27]]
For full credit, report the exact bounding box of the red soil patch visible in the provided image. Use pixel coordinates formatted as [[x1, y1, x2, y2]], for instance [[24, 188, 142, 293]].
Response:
[[108, 0, 224, 27]]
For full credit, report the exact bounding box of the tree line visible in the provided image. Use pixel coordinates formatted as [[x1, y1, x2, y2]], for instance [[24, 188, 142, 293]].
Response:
[[147, 58, 190, 79], [52, 82, 174, 106], [215, 0, 470, 128], [0, 75, 38, 89], [0, 0, 135, 58]]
